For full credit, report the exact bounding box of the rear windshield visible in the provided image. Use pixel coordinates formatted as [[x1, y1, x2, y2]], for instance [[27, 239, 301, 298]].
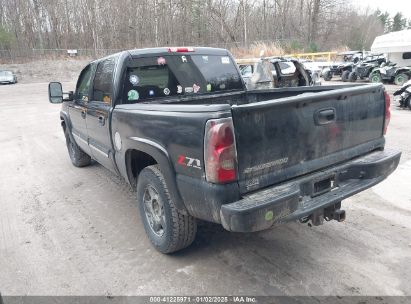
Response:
[[0, 71, 12, 76], [123, 54, 243, 102]]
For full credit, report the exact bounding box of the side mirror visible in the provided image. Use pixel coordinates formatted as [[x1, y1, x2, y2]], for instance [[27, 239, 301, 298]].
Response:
[[48, 82, 63, 104], [64, 91, 74, 101]]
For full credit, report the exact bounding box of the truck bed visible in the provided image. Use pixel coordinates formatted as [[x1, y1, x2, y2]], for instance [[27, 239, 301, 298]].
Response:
[[231, 84, 386, 194], [117, 83, 387, 195]]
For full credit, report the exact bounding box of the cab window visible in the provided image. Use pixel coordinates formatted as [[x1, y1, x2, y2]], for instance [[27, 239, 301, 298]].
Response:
[[76, 65, 93, 101], [93, 58, 115, 103]]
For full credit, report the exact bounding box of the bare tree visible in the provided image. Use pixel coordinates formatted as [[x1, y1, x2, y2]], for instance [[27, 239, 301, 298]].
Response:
[[0, 0, 387, 60]]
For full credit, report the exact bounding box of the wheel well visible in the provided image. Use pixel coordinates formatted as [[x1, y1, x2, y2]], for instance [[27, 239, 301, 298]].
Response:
[[126, 149, 157, 187], [60, 117, 66, 131], [396, 70, 411, 76]]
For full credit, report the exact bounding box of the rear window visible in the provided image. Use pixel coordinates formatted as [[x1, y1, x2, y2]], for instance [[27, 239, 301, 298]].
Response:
[[239, 64, 253, 77], [123, 54, 243, 102], [278, 62, 296, 75]]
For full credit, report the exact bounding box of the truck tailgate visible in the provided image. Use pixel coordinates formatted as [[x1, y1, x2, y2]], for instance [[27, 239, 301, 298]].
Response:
[[232, 84, 386, 194]]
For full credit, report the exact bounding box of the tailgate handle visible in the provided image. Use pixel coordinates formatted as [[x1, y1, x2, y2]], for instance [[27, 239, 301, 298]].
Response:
[[315, 108, 336, 125]]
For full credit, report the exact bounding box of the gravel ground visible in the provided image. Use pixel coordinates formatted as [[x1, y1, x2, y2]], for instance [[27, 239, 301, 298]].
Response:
[[0, 79, 410, 296], [0, 60, 89, 83]]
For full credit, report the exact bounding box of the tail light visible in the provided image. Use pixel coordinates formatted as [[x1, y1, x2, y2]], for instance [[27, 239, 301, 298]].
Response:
[[168, 47, 194, 52], [383, 91, 391, 135], [204, 118, 237, 184]]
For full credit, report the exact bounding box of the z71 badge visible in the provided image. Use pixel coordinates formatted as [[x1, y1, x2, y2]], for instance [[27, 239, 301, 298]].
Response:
[[177, 155, 201, 169]]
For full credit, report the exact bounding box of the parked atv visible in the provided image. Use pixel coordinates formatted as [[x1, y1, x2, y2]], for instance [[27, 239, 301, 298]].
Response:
[[393, 79, 411, 109], [323, 62, 355, 82], [369, 62, 411, 86], [347, 54, 386, 82], [322, 51, 363, 82]]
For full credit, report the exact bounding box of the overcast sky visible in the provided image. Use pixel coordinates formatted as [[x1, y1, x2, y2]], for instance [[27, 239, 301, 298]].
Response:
[[353, 0, 411, 19]]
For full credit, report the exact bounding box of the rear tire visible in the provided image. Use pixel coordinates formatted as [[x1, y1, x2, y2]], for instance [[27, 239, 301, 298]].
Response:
[[348, 71, 358, 82], [64, 128, 91, 167], [341, 70, 350, 82], [137, 165, 197, 254], [370, 72, 382, 83], [394, 73, 409, 86]]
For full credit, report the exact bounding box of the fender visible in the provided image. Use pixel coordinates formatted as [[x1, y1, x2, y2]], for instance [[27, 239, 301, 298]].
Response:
[[396, 69, 411, 75], [60, 110, 75, 143], [117, 136, 188, 214]]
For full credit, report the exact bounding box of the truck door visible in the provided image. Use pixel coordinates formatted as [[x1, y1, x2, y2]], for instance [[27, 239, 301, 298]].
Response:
[[68, 64, 94, 155], [86, 57, 116, 172]]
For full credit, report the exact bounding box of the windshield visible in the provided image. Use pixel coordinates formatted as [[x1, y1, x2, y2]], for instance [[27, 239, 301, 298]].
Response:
[[123, 54, 243, 102], [0, 71, 12, 76]]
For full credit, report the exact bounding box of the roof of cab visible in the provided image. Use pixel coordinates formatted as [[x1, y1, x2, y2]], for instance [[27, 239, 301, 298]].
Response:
[[128, 47, 229, 57], [88, 47, 230, 66]]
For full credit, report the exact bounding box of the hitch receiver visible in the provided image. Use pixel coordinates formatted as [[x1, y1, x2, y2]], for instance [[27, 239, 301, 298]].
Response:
[[307, 202, 346, 226]]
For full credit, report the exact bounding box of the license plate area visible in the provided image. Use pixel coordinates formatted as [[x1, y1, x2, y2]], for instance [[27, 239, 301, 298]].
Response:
[[311, 175, 335, 197]]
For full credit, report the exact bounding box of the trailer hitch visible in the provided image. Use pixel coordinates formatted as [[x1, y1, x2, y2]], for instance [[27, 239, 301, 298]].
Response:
[[324, 202, 346, 222], [300, 202, 346, 227]]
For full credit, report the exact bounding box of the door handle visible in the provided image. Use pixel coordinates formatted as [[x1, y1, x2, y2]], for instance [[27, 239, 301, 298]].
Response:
[[81, 110, 86, 119], [315, 108, 336, 125], [98, 115, 105, 126]]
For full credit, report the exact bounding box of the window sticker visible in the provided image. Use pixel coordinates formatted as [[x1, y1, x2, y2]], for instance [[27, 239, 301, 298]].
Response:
[[149, 90, 155, 96], [221, 56, 230, 64], [157, 57, 166, 65], [177, 85, 183, 94], [127, 90, 139, 101], [181, 56, 187, 63], [185, 87, 193, 93], [129, 75, 139, 86], [206, 84, 212, 92], [193, 84, 200, 93], [163, 88, 170, 95], [202, 56, 209, 63], [103, 95, 111, 103], [220, 83, 226, 89]]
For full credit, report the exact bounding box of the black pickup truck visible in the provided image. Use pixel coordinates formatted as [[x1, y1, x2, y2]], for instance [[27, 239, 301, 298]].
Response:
[[48, 47, 401, 253]]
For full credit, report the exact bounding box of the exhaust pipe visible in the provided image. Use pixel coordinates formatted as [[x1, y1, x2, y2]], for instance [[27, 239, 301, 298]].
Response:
[[310, 209, 324, 226]]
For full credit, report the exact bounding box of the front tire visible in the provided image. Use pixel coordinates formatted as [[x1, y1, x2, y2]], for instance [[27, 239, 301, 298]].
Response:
[[64, 128, 91, 167], [348, 71, 358, 82], [341, 70, 350, 82], [137, 165, 197, 253], [323, 70, 332, 81]]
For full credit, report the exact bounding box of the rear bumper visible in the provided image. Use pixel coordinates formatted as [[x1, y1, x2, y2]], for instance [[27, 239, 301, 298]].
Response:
[[220, 149, 401, 232]]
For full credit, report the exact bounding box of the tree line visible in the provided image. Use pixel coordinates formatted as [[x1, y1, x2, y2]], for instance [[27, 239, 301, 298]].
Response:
[[0, 0, 409, 59]]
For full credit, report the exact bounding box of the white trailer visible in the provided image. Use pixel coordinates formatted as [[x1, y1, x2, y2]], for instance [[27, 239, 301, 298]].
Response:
[[371, 29, 411, 67]]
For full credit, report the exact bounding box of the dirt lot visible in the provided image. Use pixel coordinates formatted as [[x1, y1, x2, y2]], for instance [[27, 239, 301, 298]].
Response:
[[0, 80, 410, 296], [0, 60, 89, 83]]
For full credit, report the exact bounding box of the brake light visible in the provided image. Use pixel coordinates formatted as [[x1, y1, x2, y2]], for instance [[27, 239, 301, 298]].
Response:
[[383, 91, 391, 135], [204, 118, 237, 184], [168, 47, 194, 53]]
